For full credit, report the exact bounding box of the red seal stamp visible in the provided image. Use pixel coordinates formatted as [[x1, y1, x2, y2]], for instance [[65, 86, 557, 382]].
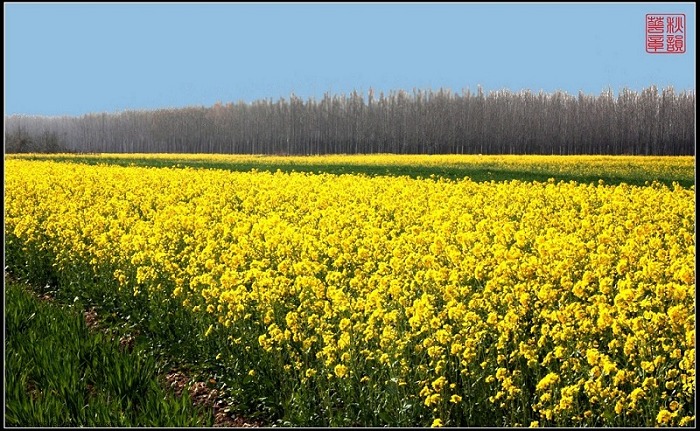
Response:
[[646, 14, 686, 54]]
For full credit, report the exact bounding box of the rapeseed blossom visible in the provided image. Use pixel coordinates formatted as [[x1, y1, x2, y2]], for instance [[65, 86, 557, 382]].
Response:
[[4, 155, 695, 427]]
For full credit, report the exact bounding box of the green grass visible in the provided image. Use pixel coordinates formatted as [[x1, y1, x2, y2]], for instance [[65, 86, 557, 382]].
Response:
[[8, 153, 695, 188], [4, 279, 215, 427]]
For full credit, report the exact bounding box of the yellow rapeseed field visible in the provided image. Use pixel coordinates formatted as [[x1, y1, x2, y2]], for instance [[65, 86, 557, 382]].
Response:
[[4, 156, 695, 427]]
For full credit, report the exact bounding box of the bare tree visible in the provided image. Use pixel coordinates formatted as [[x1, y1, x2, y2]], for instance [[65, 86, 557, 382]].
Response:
[[5, 85, 694, 155]]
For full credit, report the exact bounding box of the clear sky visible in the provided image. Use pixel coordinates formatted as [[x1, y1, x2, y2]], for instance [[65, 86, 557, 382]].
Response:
[[4, 2, 696, 116]]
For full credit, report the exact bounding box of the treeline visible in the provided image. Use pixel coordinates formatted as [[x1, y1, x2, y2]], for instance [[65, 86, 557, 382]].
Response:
[[5, 85, 695, 155], [5, 129, 73, 154]]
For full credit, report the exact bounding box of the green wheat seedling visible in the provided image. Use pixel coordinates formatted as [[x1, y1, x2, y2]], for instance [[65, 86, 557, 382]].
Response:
[[4, 281, 214, 427]]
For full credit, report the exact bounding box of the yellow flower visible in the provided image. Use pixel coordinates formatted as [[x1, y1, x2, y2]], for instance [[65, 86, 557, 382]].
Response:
[[334, 364, 348, 378], [487, 312, 498, 325], [554, 346, 565, 359], [629, 387, 644, 403], [656, 409, 673, 425], [430, 418, 443, 427], [641, 360, 655, 373], [586, 348, 600, 366], [424, 393, 441, 407], [615, 400, 625, 414], [339, 317, 352, 331], [536, 372, 560, 392], [678, 416, 695, 426], [432, 376, 447, 392]]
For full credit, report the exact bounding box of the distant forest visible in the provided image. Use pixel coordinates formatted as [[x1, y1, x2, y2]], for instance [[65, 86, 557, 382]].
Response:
[[5, 85, 695, 155]]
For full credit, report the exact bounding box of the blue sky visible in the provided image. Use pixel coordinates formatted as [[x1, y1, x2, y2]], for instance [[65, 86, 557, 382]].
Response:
[[4, 2, 696, 116]]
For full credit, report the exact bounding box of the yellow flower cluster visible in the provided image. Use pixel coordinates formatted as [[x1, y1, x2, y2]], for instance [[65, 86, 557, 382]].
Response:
[[13, 152, 695, 184], [4, 156, 695, 427]]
